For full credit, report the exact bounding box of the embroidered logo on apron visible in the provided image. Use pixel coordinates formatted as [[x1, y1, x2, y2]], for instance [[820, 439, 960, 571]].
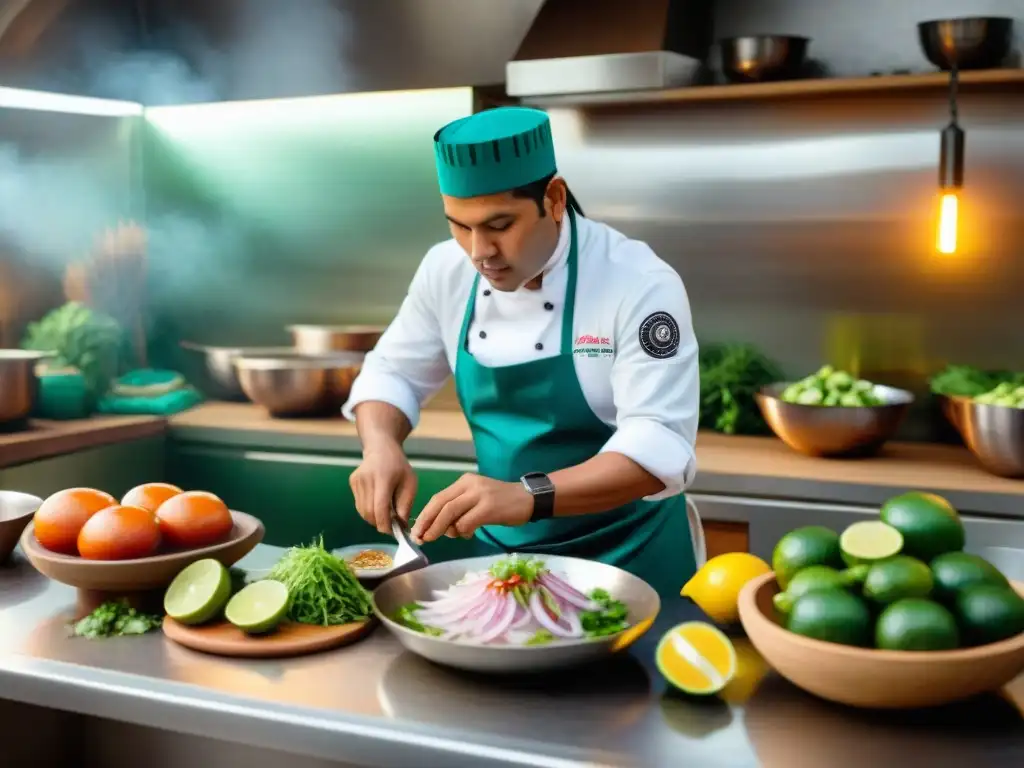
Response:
[[639, 312, 680, 359]]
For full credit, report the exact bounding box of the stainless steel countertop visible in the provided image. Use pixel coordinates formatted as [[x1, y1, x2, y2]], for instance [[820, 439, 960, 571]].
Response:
[[1, 545, 1022, 768]]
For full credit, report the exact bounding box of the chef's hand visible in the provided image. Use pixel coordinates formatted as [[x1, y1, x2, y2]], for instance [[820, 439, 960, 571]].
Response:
[[411, 474, 533, 544], [349, 442, 418, 535]]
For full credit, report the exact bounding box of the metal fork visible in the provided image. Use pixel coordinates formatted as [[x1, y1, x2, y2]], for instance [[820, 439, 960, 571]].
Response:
[[388, 502, 429, 578]]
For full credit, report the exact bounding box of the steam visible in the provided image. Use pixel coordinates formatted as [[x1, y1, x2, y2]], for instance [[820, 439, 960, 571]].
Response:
[[0, 0, 354, 315]]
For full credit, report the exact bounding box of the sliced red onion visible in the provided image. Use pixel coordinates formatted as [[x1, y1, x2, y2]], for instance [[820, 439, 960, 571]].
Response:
[[417, 591, 490, 622], [510, 603, 533, 630], [529, 590, 575, 638], [446, 594, 501, 635], [562, 606, 583, 638], [538, 574, 600, 611], [476, 594, 518, 643]]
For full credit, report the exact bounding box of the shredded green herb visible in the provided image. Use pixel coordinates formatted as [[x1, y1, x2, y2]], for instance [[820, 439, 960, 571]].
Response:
[[488, 555, 546, 583], [581, 588, 629, 638], [929, 364, 1024, 397], [71, 600, 162, 639], [267, 535, 372, 626]]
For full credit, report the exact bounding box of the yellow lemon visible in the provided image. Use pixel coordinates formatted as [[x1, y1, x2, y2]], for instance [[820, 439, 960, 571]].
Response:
[[656, 621, 737, 695], [681, 552, 772, 624]]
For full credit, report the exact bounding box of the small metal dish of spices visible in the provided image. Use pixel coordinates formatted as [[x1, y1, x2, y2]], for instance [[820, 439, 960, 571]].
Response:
[[334, 543, 399, 580]]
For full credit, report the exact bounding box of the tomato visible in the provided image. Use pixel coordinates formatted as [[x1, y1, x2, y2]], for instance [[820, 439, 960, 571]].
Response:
[[34, 488, 117, 555], [121, 482, 182, 513], [155, 491, 233, 549], [77, 505, 162, 561]]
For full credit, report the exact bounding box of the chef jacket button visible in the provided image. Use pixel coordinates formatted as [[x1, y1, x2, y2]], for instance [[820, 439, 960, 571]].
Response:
[[543, 302, 554, 311], [535, 342, 544, 351], [483, 289, 491, 296], [479, 330, 487, 339]]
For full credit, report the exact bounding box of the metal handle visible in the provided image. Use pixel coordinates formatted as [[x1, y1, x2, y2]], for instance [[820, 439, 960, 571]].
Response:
[[390, 502, 414, 544]]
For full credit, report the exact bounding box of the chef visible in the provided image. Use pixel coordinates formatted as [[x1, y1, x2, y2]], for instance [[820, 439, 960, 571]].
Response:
[[342, 106, 702, 598]]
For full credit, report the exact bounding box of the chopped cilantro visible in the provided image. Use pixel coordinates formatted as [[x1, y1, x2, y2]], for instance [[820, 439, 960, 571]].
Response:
[[581, 588, 629, 638], [71, 600, 162, 639]]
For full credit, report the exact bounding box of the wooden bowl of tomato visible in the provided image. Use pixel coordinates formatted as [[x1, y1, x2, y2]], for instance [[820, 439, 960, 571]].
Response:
[[19, 483, 264, 593]]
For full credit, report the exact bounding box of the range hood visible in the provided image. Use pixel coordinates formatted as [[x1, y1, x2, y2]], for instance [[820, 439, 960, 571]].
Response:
[[506, 0, 713, 99]]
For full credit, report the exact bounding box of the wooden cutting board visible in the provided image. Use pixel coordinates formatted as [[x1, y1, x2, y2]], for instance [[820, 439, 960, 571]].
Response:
[[162, 616, 375, 659]]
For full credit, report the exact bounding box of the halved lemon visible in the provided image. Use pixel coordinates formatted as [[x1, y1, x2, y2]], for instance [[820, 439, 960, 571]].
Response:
[[656, 621, 737, 696]]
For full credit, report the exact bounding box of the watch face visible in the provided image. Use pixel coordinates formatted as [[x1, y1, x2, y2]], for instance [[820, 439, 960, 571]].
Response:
[[523, 473, 553, 494]]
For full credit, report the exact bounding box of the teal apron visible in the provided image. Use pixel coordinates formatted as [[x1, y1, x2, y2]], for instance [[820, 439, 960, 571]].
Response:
[[453, 209, 701, 600]]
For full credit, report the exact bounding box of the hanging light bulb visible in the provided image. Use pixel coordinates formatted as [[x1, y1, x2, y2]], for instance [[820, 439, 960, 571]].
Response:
[[936, 64, 964, 255]]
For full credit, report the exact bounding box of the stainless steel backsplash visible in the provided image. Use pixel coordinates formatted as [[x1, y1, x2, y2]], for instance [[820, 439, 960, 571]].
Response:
[[140, 85, 1024, 436], [548, 90, 1024, 384]]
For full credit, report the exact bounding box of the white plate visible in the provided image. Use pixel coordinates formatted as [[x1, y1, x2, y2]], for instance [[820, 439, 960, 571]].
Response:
[[334, 543, 399, 579]]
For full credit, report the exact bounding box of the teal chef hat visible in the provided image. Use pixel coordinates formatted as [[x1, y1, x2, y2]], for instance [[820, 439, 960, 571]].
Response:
[[433, 107, 557, 198]]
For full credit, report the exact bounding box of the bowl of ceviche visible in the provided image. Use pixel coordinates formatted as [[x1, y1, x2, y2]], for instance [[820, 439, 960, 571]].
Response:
[[372, 554, 660, 673]]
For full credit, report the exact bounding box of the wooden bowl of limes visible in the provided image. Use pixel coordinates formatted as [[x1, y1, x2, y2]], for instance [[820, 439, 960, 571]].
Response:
[[738, 571, 1024, 709]]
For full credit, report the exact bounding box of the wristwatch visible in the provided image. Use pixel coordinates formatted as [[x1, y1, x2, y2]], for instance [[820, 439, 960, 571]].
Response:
[[520, 472, 555, 521]]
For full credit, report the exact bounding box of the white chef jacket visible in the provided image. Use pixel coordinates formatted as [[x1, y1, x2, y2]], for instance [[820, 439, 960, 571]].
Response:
[[342, 214, 699, 500]]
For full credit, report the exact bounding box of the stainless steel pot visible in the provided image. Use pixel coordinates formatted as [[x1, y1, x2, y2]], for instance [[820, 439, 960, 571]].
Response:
[[179, 342, 294, 401], [233, 352, 364, 417], [0, 350, 48, 425], [287, 325, 384, 355]]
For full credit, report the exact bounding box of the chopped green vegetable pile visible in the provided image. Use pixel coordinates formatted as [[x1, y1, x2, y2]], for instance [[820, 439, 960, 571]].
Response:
[[71, 600, 162, 639], [267, 535, 372, 626], [781, 365, 883, 407], [699, 342, 783, 435], [974, 382, 1024, 409], [929, 364, 1024, 398], [580, 588, 629, 637]]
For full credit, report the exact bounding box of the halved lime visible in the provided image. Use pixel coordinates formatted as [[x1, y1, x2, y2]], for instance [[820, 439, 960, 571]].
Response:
[[840, 520, 903, 566], [164, 558, 232, 626], [225, 579, 290, 635]]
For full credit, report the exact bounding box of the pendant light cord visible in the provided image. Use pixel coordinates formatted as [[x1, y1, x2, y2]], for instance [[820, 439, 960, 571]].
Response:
[[949, 63, 959, 124]]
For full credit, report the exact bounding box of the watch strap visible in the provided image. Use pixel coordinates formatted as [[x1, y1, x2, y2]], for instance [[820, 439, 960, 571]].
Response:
[[521, 472, 555, 521]]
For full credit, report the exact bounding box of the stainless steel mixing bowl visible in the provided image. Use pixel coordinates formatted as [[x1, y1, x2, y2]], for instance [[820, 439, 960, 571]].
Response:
[[0, 490, 41, 563], [959, 402, 1024, 478], [180, 342, 295, 401], [0, 350, 48, 425], [287, 325, 384, 355], [233, 352, 363, 417], [755, 382, 914, 457], [372, 555, 660, 674]]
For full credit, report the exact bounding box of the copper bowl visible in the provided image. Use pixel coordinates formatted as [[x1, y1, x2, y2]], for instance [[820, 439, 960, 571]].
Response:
[[755, 382, 913, 457], [937, 394, 970, 435], [234, 352, 363, 418], [738, 572, 1024, 709], [287, 325, 384, 354]]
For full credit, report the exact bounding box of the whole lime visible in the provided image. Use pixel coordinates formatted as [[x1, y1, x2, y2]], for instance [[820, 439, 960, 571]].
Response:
[[930, 552, 1009, 603], [863, 556, 934, 605], [772, 526, 843, 590], [785, 589, 873, 647], [875, 598, 960, 651], [879, 492, 964, 562], [953, 584, 1024, 647]]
